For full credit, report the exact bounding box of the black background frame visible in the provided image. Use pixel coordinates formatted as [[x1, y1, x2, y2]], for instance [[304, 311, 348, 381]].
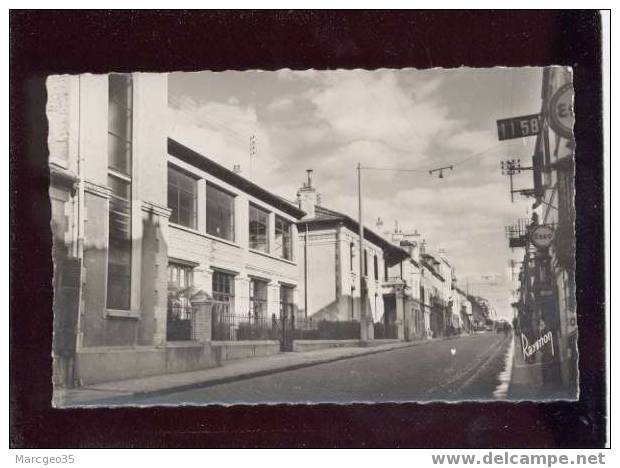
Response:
[[9, 10, 606, 448]]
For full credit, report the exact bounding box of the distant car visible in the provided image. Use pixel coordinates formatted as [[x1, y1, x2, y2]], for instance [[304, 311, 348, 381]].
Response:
[[484, 325, 493, 332]]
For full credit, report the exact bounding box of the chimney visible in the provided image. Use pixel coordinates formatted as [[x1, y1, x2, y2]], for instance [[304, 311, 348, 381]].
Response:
[[233, 164, 242, 174], [401, 229, 421, 262], [420, 239, 427, 255], [296, 169, 317, 219], [438, 248, 449, 264], [391, 220, 404, 243]]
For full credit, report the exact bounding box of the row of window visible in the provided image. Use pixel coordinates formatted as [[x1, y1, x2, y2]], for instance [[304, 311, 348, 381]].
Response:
[[168, 263, 294, 319], [104, 74, 294, 312], [348, 242, 381, 280], [168, 165, 293, 260]]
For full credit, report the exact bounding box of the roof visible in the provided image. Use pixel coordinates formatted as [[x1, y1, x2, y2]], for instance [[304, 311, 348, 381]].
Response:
[[168, 138, 306, 220], [398, 240, 420, 268], [421, 254, 445, 282], [298, 205, 409, 266]]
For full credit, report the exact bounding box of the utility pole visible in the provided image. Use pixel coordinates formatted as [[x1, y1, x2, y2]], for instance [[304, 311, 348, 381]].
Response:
[[357, 163, 372, 341], [501, 159, 534, 202]]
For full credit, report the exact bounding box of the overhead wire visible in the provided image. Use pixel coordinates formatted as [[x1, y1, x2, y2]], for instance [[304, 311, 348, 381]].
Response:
[[360, 140, 508, 173]]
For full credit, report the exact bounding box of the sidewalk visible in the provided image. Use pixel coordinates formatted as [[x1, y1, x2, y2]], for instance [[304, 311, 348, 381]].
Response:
[[54, 339, 425, 407]]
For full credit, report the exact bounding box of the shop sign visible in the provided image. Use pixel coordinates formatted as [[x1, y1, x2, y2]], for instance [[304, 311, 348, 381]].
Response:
[[549, 83, 575, 139], [529, 225, 555, 249], [521, 330, 554, 360]]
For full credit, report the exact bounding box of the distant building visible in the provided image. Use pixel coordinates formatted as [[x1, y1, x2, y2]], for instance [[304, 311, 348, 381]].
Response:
[[384, 228, 427, 340], [295, 172, 409, 338]]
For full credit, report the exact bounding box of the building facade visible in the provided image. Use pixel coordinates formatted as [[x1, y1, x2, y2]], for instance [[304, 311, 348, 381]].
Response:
[[49, 73, 173, 387], [511, 66, 577, 396], [295, 174, 408, 339], [48, 73, 306, 388], [166, 139, 305, 343], [384, 229, 427, 340]]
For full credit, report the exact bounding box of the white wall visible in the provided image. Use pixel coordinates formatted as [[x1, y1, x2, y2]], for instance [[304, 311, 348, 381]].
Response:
[[167, 153, 301, 316]]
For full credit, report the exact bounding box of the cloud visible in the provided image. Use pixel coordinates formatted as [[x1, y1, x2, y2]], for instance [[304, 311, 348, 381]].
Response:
[[168, 96, 280, 184], [168, 68, 540, 320], [310, 71, 456, 155], [266, 96, 295, 112]]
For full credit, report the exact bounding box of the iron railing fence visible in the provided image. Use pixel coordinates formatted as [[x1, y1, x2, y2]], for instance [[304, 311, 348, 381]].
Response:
[[294, 318, 361, 340], [212, 311, 280, 341], [167, 304, 197, 341], [374, 321, 398, 339]]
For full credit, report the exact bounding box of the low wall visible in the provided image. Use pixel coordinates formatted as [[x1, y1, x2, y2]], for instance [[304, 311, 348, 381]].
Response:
[[75, 343, 216, 386], [364, 339, 402, 347], [293, 339, 360, 352], [211, 340, 281, 362]]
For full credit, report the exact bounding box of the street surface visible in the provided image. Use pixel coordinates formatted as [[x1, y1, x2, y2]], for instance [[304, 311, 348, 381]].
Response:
[[133, 332, 511, 405]]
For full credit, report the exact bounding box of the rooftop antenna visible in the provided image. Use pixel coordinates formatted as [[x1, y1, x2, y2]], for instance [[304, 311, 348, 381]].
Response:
[[249, 135, 256, 180]]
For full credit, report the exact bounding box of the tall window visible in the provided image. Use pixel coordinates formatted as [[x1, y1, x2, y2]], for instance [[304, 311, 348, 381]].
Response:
[[249, 204, 269, 252], [206, 182, 235, 241], [363, 249, 368, 277], [168, 165, 197, 229], [374, 254, 379, 280], [249, 279, 268, 319], [212, 270, 235, 306], [275, 216, 292, 260], [107, 74, 133, 310], [168, 263, 194, 294]]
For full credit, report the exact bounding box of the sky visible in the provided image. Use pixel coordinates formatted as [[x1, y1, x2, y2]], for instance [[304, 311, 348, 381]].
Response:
[[168, 67, 543, 320]]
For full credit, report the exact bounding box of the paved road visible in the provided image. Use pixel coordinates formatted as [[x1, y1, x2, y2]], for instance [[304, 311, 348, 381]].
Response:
[[135, 332, 512, 405]]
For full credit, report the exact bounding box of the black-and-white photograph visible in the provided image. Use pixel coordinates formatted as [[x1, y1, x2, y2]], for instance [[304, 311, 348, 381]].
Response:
[[47, 66, 577, 407]]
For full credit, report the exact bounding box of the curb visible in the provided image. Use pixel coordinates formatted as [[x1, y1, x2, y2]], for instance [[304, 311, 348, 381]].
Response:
[[71, 340, 430, 405]]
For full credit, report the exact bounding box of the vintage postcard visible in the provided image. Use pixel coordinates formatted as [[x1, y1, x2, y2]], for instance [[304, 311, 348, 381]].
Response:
[[47, 67, 577, 406]]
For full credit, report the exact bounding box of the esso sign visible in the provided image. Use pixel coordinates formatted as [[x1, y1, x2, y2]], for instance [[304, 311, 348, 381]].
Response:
[[549, 83, 574, 139], [530, 225, 555, 250]]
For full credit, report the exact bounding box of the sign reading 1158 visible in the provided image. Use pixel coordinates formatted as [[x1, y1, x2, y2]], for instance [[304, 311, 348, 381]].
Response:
[[496, 113, 541, 141]]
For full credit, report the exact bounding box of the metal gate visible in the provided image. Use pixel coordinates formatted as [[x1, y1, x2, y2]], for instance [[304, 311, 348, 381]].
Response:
[[279, 303, 295, 351]]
